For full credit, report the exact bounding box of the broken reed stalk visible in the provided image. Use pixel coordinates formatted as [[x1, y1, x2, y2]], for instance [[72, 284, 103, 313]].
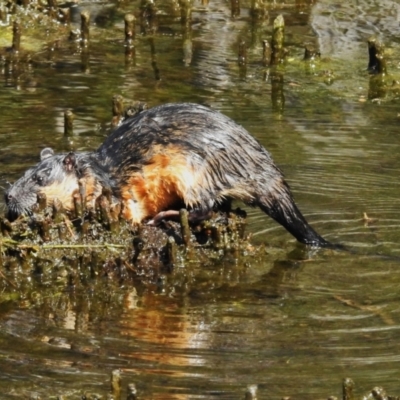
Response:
[[342, 378, 354, 400], [127, 383, 138, 400], [64, 109, 74, 136], [140, 0, 158, 35], [238, 39, 247, 66], [80, 10, 90, 47], [111, 369, 122, 400], [211, 224, 223, 249], [57, 223, 67, 241], [270, 14, 285, 65], [271, 71, 285, 113], [250, 0, 267, 19], [179, 208, 191, 247], [262, 39, 270, 66], [12, 20, 21, 53], [37, 193, 47, 211], [371, 387, 388, 400], [52, 198, 65, 223], [78, 180, 87, 215], [166, 235, 177, 267], [125, 13, 136, 44], [59, 7, 70, 24], [230, 0, 240, 18], [244, 384, 258, 400], [96, 195, 112, 229], [180, 0, 192, 27], [112, 94, 125, 119], [38, 219, 51, 242], [73, 189, 83, 219], [0, 4, 8, 25]]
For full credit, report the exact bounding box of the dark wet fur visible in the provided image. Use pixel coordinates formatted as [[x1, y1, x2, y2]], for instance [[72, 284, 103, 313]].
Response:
[[5, 103, 331, 247]]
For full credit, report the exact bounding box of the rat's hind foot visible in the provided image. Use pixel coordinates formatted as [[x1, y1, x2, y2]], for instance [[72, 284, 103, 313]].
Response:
[[147, 208, 213, 226], [147, 210, 180, 226]]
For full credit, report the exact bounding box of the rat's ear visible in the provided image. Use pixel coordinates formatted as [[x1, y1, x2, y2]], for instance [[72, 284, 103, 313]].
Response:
[[40, 147, 54, 161], [62, 152, 77, 173]]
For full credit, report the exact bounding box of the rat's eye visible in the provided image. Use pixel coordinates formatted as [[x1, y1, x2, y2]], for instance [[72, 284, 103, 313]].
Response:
[[32, 169, 50, 185], [31, 174, 44, 184]]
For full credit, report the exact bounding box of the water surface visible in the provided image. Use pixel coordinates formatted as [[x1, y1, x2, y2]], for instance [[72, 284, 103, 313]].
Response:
[[1, 0, 400, 398]]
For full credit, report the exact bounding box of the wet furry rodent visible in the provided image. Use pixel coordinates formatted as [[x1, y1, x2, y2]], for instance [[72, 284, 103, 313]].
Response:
[[4, 102, 330, 247]]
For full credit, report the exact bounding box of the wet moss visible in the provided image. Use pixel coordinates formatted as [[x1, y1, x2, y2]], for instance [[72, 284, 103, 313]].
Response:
[[0, 193, 255, 291]]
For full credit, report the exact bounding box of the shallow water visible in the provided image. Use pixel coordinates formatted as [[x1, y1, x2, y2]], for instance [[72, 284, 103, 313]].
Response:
[[1, 0, 400, 398]]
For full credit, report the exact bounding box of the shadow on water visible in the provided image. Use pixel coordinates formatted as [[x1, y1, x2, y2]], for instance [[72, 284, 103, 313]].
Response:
[[1, 0, 400, 398]]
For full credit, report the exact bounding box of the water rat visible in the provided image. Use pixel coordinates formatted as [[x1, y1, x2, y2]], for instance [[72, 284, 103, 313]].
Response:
[[4, 103, 330, 247]]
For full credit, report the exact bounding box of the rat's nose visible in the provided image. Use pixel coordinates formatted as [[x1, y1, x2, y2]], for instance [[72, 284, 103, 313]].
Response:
[[4, 190, 13, 205]]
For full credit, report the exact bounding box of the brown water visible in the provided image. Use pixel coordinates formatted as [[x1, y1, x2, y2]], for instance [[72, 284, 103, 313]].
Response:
[[1, 0, 400, 398]]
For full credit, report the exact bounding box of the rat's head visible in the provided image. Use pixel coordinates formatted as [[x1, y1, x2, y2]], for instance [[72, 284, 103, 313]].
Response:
[[4, 148, 81, 220]]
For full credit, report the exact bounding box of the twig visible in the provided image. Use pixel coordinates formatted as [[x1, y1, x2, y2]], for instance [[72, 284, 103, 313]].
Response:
[[0, 238, 127, 251], [0, 269, 17, 288]]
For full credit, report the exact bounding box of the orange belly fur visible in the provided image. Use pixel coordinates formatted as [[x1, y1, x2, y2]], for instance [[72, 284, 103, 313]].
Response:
[[120, 153, 196, 223]]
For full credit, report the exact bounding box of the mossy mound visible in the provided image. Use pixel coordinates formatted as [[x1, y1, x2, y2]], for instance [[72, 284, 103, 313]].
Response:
[[0, 193, 257, 290]]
